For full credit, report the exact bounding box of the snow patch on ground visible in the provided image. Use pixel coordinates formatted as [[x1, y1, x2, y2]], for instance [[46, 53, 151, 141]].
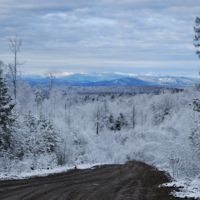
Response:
[[162, 178, 200, 199], [0, 163, 108, 181]]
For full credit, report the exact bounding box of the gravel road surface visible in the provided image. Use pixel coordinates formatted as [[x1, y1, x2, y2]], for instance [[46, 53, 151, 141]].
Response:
[[0, 161, 194, 200]]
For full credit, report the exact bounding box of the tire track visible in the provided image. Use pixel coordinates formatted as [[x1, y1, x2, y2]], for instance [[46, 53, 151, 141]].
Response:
[[0, 161, 195, 200]]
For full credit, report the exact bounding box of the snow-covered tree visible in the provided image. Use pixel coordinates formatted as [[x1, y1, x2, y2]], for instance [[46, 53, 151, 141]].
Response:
[[37, 114, 60, 153], [189, 99, 200, 161], [24, 111, 37, 133], [0, 69, 15, 152], [189, 117, 200, 160], [151, 97, 171, 126], [194, 17, 200, 59], [35, 91, 44, 109], [107, 113, 128, 131], [16, 81, 34, 107], [108, 114, 115, 130], [131, 105, 136, 129]]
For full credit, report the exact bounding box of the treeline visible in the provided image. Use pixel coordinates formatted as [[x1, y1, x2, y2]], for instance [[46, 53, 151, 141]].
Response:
[[0, 66, 200, 182]]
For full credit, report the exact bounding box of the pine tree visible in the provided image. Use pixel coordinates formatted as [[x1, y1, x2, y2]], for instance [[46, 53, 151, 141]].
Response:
[[189, 99, 200, 161], [23, 111, 37, 160], [108, 114, 115, 130], [194, 17, 200, 59], [189, 117, 200, 160], [115, 113, 128, 131], [34, 114, 60, 168], [0, 69, 15, 152], [118, 113, 128, 127], [35, 91, 44, 109], [37, 114, 59, 152], [24, 111, 37, 133]]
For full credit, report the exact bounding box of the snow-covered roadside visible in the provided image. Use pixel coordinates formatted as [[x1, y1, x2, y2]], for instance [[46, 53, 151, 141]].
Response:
[[162, 178, 200, 199], [0, 163, 108, 181]]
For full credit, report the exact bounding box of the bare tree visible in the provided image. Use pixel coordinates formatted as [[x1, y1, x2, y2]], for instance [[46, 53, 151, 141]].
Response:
[[44, 69, 57, 91], [8, 36, 23, 101]]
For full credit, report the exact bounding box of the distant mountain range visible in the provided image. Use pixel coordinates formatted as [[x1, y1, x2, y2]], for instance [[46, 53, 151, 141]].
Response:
[[22, 73, 200, 87]]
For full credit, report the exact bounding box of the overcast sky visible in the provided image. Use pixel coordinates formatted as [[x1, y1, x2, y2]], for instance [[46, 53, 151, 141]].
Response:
[[0, 0, 200, 77]]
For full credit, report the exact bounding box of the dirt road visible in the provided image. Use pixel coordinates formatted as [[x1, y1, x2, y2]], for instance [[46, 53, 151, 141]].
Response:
[[0, 161, 194, 200]]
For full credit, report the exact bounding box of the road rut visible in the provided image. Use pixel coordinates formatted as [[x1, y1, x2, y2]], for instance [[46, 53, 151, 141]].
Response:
[[0, 161, 194, 200]]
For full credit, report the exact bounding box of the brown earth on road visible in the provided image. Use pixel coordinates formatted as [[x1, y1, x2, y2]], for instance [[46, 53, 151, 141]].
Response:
[[0, 161, 195, 200]]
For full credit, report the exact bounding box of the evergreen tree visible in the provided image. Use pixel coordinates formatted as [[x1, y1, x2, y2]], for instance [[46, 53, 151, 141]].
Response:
[[108, 114, 115, 130], [190, 99, 200, 160], [189, 117, 200, 160], [24, 111, 37, 133], [34, 114, 60, 168], [194, 17, 200, 59], [23, 111, 37, 160], [35, 91, 44, 109], [115, 113, 128, 131], [118, 113, 128, 127], [37, 114, 59, 153], [23, 113, 60, 169], [0, 69, 15, 152]]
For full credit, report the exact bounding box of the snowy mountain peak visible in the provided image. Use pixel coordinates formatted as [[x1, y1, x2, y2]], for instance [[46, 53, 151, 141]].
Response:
[[22, 73, 200, 86]]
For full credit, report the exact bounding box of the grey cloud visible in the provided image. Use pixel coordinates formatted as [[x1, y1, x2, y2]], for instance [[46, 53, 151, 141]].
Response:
[[0, 0, 200, 76]]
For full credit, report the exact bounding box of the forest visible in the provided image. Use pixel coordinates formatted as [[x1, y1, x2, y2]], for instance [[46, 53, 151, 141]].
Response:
[[0, 65, 200, 197]]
